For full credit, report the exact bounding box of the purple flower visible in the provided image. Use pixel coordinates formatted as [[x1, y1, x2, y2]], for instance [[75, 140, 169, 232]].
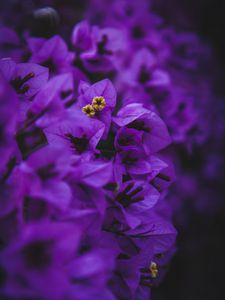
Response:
[[65, 158, 113, 217], [104, 180, 160, 233], [78, 79, 116, 110], [115, 148, 152, 182], [120, 48, 170, 90], [71, 20, 94, 52], [44, 109, 105, 158], [0, 26, 23, 62], [115, 180, 159, 212], [28, 35, 74, 74], [0, 2, 189, 298], [0, 221, 81, 300], [114, 127, 144, 152], [0, 74, 18, 175], [167, 93, 199, 145], [67, 230, 118, 300], [113, 103, 171, 154], [27, 72, 74, 128], [19, 145, 73, 211], [0, 164, 25, 220], [78, 79, 117, 138], [103, 201, 176, 299], [70, 159, 113, 188], [168, 31, 211, 70], [0, 57, 49, 98], [75, 24, 126, 73]]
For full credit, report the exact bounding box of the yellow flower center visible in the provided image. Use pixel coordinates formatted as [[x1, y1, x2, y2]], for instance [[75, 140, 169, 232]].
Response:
[[82, 104, 96, 117], [92, 96, 106, 111], [149, 261, 158, 279]]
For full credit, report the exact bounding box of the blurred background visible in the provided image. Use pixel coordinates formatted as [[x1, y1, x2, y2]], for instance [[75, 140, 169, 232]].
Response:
[[152, 0, 225, 299]]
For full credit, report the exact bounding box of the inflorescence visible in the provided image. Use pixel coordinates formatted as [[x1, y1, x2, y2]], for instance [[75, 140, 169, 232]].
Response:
[[0, 0, 218, 299]]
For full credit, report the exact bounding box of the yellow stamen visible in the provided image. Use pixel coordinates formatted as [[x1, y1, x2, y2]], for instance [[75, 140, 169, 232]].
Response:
[[82, 104, 96, 117], [149, 261, 158, 279], [92, 96, 106, 111]]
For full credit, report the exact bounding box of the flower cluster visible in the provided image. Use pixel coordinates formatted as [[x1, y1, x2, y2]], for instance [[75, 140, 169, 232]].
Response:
[[0, 0, 219, 299], [0, 61, 176, 299]]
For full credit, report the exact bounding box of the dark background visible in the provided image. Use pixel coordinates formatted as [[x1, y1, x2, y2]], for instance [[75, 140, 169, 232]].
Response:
[[153, 0, 225, 66], [152, 0, 225, 299]]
